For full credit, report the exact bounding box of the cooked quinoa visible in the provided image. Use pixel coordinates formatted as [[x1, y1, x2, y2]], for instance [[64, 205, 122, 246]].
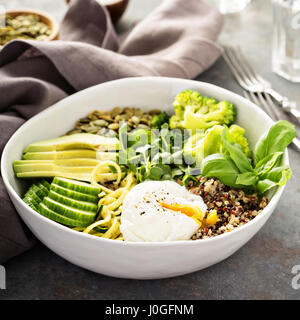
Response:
[[185, 176, 268, 240]]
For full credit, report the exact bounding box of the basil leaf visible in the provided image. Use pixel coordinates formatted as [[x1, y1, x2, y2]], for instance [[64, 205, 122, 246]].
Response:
[[257, 179, 278, 194], [265, 166, 292, 186], [236, 172, 258, 186], [255, 152, 284, 177], [221, 126, 253, 173], [256, 166, 292, 193], [201, 153, 240, 188], [254, 120, 296, 164]]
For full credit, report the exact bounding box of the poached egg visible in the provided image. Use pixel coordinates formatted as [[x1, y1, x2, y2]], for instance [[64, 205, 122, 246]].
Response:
[[120, 180, 207, 242]]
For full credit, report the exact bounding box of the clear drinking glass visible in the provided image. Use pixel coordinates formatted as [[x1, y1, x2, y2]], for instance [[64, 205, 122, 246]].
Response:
[[272, 0, 300, 82], [212, 0, 252, 14]]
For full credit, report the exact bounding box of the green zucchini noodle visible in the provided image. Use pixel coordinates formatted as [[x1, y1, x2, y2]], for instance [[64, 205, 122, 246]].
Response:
[[76, 162, 136, 240], [91, 160, 122, 192]]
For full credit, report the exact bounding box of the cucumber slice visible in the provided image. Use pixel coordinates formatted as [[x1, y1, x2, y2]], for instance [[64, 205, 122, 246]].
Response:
[[41, 179, 51, 190], [39, 203, 90, 227], [42, 197, 96, 223], [50, 183, 98, 203], [37, 182, 50, 197], [31, 184, 47, 199], [24, 189, 43, 204], [53, 177, 100, 196], [24, 196, 39, 211], [48, 190, 97, 213]]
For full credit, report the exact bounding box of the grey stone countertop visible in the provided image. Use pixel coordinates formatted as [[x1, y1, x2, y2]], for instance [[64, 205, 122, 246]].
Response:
[[0, 0, 299, 300]]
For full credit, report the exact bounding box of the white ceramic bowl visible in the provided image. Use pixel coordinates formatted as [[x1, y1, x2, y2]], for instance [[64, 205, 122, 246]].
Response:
[[1, 77, 288, 279]]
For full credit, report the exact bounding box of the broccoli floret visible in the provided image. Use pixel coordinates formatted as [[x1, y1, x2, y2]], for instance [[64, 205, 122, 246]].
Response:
[[151, 112, 170, 129], [183, 125, 223, 165], [170, 90, 235, 131], [228, 124, 251, 157], [169, 115, 183, 130], [183, 124, 251, 166], [173, 89, 204, 118]]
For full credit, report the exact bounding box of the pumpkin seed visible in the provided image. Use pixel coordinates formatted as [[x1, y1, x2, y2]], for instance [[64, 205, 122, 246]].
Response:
[[86, 126, 99, 132], [1, 14, 51, 46], [106, 130, 117, 137], [80, 124, 96, 131], [66, 129, 82, 135], [88, 130, 99, 134], [79, 118, 90, 123], [98, 115, 113, 122], [68, 107, 164, 136], [124, 107, 134, 116], [139, 118, 149, 125], [88, 114, 98, 121], [131, 116, 140, 125], [108, 123, 119, 130], [115, 115, 121, 122], [111, 107, 122, 116], [134, 109, 143, 117], [93, 119, 108, 127], [97, 128, 108, 136]]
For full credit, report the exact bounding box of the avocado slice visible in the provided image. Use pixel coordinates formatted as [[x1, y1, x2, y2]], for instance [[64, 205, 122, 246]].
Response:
[[16, 171, 93, 181], [22, 150, 117, 161], [14, 165, 96, 175], [14, 158, 101, 170], [23, 149, 97, 160], [24, 133, 119, 153], [13, 158, 97, 181]]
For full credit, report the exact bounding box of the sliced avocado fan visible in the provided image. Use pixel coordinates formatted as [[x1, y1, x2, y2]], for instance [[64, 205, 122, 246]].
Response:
[[14, 133, 119, 182]]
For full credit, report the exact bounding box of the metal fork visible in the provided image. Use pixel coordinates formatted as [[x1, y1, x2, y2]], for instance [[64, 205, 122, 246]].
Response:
[[243, 90, 300, 152], [223, 46, 300, 124]]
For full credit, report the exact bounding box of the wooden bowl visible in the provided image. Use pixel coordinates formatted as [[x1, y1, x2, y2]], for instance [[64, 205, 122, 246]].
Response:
[[5, 9, 59, 41], [65, 0, 130, 24]]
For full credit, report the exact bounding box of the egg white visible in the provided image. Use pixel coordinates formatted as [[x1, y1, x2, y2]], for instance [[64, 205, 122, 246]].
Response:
[[120, 180, 207, 242]]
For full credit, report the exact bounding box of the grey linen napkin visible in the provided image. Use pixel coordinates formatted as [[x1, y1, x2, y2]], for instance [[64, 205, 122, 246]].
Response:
[[0, 0, 223, 263]]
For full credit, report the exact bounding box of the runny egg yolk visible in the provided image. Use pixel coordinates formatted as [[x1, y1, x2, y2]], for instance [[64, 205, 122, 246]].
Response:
[[160, 202, 204, 226], [205, 210, 218, 226], [160, 203, 219, 227]]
